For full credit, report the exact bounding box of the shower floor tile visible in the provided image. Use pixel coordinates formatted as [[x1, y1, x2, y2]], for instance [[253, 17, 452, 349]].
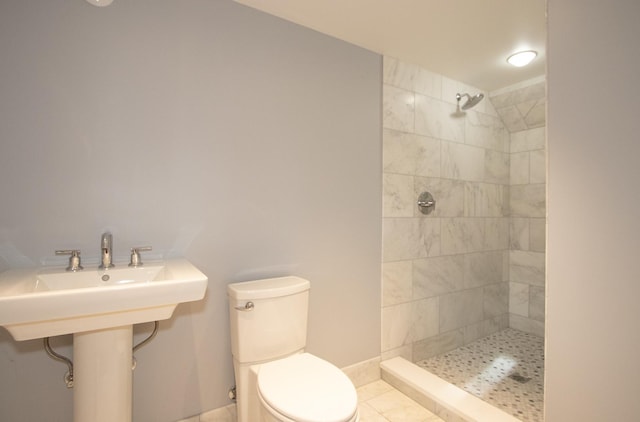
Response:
[[415, 328, 544, 422]]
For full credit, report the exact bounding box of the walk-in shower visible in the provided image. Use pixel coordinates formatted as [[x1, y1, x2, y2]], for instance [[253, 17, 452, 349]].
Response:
[[382, 56, 546, 421]]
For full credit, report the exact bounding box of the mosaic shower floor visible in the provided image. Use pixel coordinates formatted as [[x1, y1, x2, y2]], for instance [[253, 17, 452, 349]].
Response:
[[416, 328, 544, 422]]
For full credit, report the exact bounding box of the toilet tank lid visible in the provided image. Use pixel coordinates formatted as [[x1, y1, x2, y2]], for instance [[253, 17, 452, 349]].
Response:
[[227, 276, 310, 300]]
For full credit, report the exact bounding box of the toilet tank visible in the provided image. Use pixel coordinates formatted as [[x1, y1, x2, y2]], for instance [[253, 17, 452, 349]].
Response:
[[228, 276, 310, 364]]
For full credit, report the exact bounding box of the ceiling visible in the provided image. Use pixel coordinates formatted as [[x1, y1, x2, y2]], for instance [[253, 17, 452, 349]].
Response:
[[233, 0, 546, 92]]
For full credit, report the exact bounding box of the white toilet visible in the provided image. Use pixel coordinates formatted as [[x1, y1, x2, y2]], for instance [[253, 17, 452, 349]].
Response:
[[228, 276, 359, 422]]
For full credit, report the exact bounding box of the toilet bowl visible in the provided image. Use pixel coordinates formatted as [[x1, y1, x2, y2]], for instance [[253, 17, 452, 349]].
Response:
[[228, 276, 359, 422], [257, 353, 358, 422]]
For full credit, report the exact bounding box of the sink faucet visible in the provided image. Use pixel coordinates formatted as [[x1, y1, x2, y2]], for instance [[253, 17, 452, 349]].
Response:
[[99, 232, 114, 269]]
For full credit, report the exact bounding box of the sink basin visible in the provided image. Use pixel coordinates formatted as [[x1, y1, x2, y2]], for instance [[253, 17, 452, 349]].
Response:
[[0, 258, 208, 340]]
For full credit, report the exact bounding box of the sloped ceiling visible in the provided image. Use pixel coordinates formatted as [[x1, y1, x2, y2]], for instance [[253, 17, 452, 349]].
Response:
[[234, 0, 546, 92]]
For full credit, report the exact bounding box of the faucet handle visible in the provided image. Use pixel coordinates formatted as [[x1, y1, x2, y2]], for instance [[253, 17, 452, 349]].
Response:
[[129, 246, 152, 267], [55, 249, 83, 272]]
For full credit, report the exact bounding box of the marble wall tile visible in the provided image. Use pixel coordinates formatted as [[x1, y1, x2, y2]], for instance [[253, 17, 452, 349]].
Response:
[[465, 111, 509, 152], [382, 302, 413, 351], [529, 149, 546, 183], [383, 85, 414, 132], [415, 94, 465, 142], [464, 182, 506, 217], [383, 56, 417, 91], [383, 129, 441, 177], [510, 151, 530, 185], [411, 297, 439, 342], [383, 173, 414, 217], [529, 286, 545, 321], [441, 142, 485, 181], [464, 251, 504, 288], [464, 315, 507, 344], [510, 250, 545, 286], [383, 218, 441, 262], [412, 329, 465, 361], [510, 217, 530, 250], [509, 281, 529, 316], [441, 218, 484, 255], [484, 150, 510, 184], [484, 218, 509, 250], [412, 255, 465, 299], [509, 314, 544, 338], [413, 177, 464, 217], [380, 345, 413, 362], [414, 67, 443, 99], [510, 184, 546, 217], [483, 282, 509, 318], [382, 261, 413, 306], [511, 127, 545, 152], [529, 218, 546, 252], [490, 81, 545, 109], [439, 288, 484, 332], [524, 99, 546, 128], [495, 105, 527, 133]]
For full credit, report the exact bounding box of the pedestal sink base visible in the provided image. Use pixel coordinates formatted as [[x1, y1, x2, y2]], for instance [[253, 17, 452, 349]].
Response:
[[74, 325, 133, 422]]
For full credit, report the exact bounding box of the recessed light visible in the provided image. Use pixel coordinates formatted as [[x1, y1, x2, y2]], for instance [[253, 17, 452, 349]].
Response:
[[507, 50, 537, 67], [85, 0, 114, 7]]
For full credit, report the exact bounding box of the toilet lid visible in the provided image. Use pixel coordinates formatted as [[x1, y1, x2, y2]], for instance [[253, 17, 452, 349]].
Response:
[[257, 353, 358, 422]]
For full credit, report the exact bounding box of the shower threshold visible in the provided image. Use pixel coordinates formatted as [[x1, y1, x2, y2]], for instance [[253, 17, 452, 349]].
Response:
[[381, 329, 544, 422]]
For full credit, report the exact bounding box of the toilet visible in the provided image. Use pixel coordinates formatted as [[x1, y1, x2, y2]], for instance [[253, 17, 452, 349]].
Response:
[[228, 276, 359, 422]]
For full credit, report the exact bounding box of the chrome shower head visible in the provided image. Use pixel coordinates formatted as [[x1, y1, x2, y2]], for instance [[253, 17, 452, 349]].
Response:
[[456, 92, 484, 110]]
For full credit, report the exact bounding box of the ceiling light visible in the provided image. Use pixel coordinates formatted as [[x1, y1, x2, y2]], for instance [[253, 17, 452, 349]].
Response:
[[86, 0, 114, 6], [507, 50, 537, 67]]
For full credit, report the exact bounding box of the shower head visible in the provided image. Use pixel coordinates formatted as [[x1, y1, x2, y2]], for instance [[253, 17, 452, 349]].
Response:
[[456, 92, 485, 110]]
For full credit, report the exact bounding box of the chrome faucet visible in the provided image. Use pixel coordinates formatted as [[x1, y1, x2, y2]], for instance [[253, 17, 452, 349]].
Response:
[[99, 232, 114, 269]]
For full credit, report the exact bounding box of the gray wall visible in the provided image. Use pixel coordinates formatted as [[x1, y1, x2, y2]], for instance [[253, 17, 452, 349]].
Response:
[[0, 1, 382, 421], [546, 0, 640, 420]]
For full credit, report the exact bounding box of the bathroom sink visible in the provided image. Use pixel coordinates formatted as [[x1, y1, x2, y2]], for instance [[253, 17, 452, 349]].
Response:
[[0, 258, 207, 340]]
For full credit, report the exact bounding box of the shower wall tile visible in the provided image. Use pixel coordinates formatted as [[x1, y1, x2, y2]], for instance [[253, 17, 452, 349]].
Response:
[[415, 94, 465, 142], [510, 250, 545, 286], [490, 81, 545, 109], [383, 56, 442, 99], [529, 149, 546, 183], [412, 255, 465, 299], [484, 218, 509, 251], [509, 282, 529, 317], [383, 85, 415, 132], [411, 297, 439, 342], [381, 344, 413, 362], [383, 173, 414, 217], [413, 177, 464, 218], [412, 329, 465, 361], [464, 182, 506, 217], [509, 314, 544, 337], [463, 315, 507, 344], [483, 282, 509, 318], [510, 218, 530, 250], [529, 218, 546, 252], [382, 261, 413, 306], [524, 100, 546, 128], [382, 129, 441, 177], [510, 184, 545, 217], [484, 150, 510, 184], [495, 106, 527, 133], [441, 142, 485, 181], [464, 251, 504, 288], [439, 288, 484, 332], [465, 111, 509, 152], [529, 286, 545, 321], [382, 302, 413, 351], [510, 152, 530, 185], [382, 218, 441, 262], [441, 218, 484, 255], [510, 127, 545, 152]]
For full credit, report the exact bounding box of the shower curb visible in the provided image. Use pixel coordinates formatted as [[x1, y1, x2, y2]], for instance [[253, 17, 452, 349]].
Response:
[[380, 357, 521, 422]]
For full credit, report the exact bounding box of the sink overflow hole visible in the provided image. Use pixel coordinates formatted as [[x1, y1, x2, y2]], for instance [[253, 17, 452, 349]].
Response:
[[101, 274, 110, 282]]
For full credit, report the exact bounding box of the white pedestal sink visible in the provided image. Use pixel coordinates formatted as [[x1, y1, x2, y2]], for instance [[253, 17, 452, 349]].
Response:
[[0, 258, 208, 422]]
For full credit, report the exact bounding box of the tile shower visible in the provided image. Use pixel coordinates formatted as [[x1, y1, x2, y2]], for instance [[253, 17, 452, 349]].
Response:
[[381, 56, 546, 419]]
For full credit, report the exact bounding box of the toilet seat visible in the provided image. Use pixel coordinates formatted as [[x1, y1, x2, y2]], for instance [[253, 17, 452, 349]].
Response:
[[257, 353, 359, 422]]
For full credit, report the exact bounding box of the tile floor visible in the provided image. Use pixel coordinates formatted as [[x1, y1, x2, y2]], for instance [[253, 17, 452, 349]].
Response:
[[357, 379, 444, 422], [186, 379, 444, 422], [416, 328, 544, 422]]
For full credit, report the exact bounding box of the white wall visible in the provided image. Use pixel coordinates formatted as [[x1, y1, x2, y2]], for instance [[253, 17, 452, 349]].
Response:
[[0, 1, 382, 421], [546, 1, 640, 420]]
